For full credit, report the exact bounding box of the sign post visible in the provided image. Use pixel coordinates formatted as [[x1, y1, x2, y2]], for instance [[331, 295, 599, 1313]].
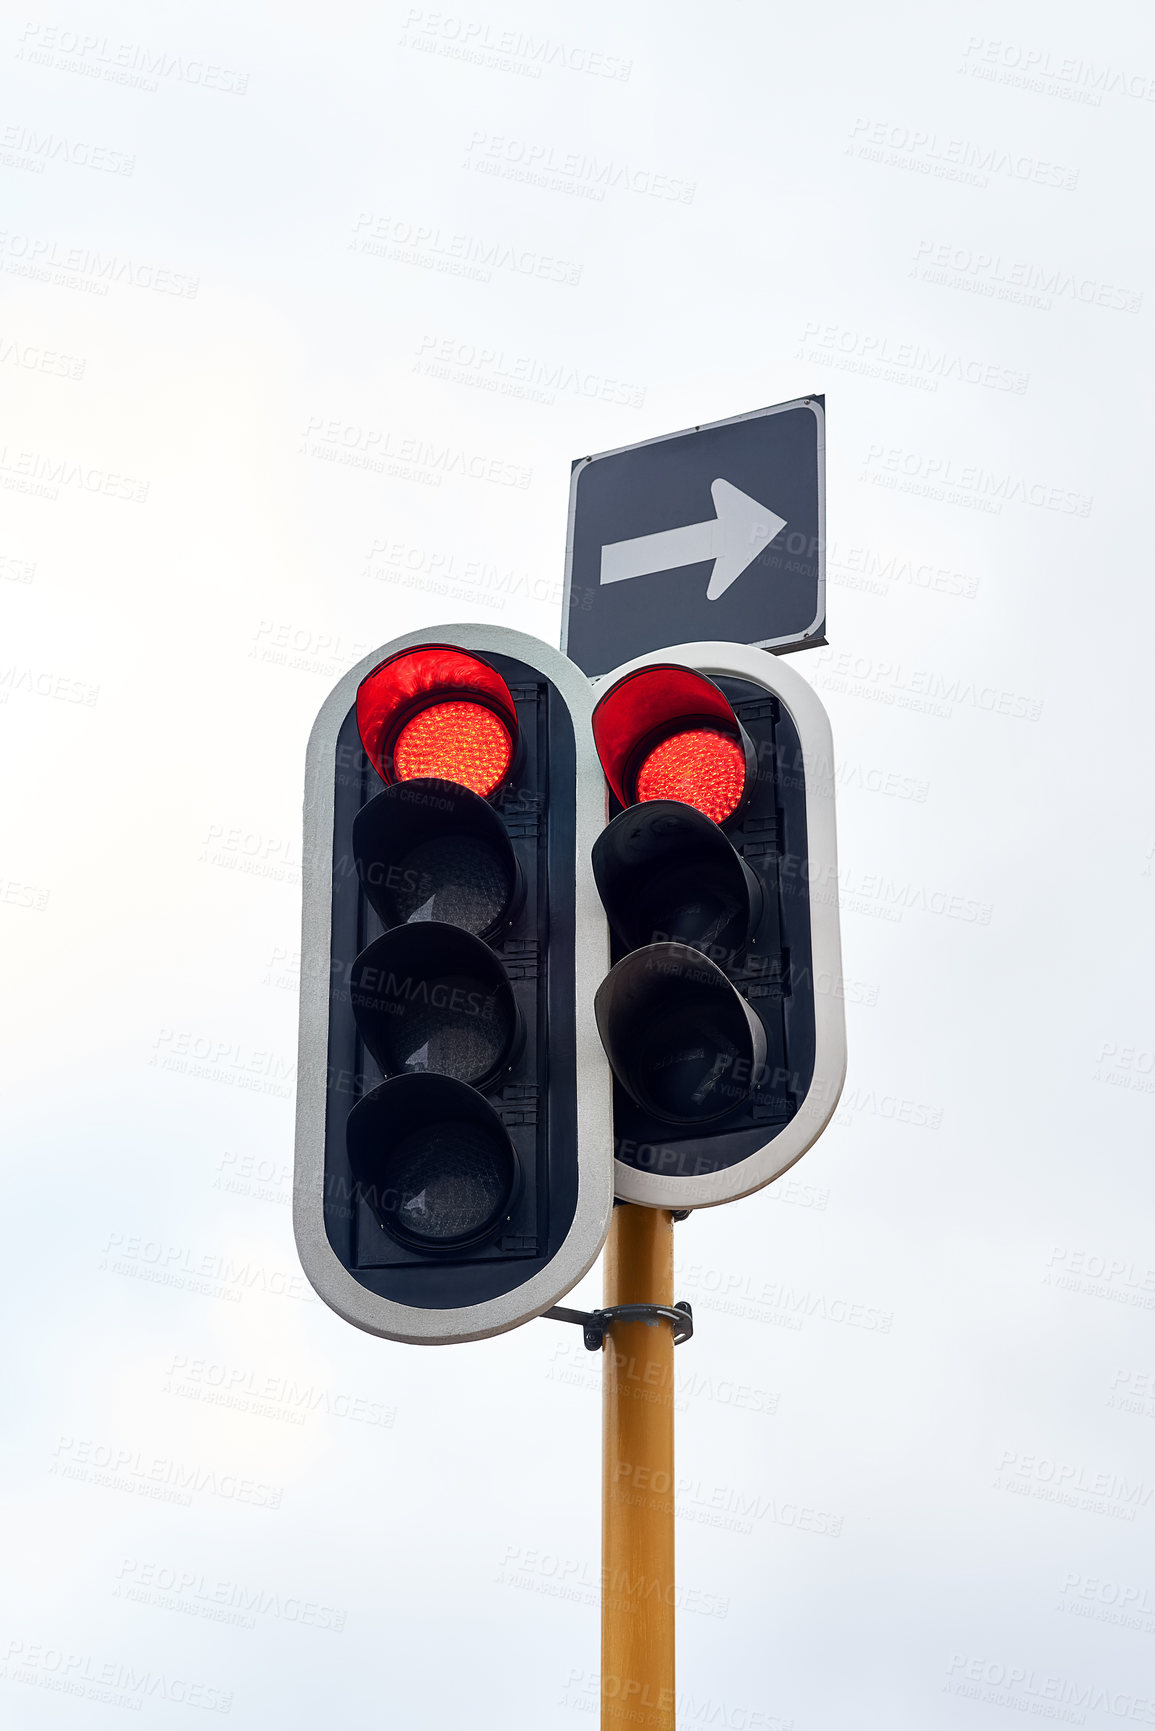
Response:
[[601, 1205, 677, 1731]]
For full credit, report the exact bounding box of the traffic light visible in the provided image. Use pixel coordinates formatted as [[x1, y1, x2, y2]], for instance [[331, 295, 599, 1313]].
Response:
[[589, 640, 846, 1210], [294, 627, 613, 1344]]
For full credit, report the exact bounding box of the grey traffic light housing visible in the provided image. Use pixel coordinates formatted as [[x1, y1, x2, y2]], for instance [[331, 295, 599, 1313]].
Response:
[[592, 640, 846, 1210], [294, 625, 613, 1344]]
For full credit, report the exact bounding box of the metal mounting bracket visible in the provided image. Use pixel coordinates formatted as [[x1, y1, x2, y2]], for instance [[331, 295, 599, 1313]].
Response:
[[543, 1301, 694, 1352]]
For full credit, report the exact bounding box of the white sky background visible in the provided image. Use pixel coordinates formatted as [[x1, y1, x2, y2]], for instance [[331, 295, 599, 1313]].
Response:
[[2, 0, 1154, 1725]]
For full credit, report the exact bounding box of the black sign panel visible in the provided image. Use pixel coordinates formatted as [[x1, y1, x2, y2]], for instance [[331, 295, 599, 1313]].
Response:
[[562, 398, 825, 678]]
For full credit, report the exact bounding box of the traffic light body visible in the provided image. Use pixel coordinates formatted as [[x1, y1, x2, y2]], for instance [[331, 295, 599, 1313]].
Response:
[[294, 626, 613, 1344], [590, 640, 846, 1210]]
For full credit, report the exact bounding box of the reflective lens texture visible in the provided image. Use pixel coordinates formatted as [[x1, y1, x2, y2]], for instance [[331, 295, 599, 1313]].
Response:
[[381, 972, 507, 1079], [635, 728, 746, 824], [391, 834, 511, 935], [630, 1002, 750, 1121], [350, 925, 522, 1090], [381, 1119, 514, 1245], [393, 701, 512, 797], [636, 859, 747, 951]]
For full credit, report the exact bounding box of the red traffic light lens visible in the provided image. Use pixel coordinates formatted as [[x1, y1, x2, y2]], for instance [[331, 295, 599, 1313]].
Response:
[[393, 702, 512, 798], [635, 729, 746, 825], [592, 664, 751, 826], [357, 646, 518, 798]]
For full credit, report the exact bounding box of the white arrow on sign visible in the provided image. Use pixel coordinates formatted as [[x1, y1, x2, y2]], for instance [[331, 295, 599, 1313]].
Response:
[[599, 478, 787, 601]]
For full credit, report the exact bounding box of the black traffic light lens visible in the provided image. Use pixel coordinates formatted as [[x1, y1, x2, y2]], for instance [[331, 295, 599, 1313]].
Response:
[[632, 1006, 748, 1121], [350, 923, 523, 1089], [391, 834, 508, 932], [347, 1075, 519, 1251], [594, 943, 767, 1124], [383, 1122, 512, 1244], [592, 800, 762, 959], [354, 779, 523, 939]]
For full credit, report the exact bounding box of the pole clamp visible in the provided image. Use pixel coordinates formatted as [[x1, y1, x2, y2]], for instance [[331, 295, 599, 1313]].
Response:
[[543, 1301, 693, 1352]]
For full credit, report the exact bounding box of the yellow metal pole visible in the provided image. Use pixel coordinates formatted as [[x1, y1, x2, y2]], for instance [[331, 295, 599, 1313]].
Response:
[[601, 1204, 676, 1730]]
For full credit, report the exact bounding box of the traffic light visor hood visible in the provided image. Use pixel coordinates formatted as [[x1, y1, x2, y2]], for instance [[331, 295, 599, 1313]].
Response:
[[592, 799, 763, 957], [352, 779, 524, 941], [592, 664, 753, 825], [294, 621, 614, 1345], [356, 646, 519, 798], [594, 942, 767, 1124]]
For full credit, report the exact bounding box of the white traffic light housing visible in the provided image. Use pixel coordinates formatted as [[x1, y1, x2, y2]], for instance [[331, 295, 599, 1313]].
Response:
[[294, 626, 613, 1344], [591, 641, 846, 1209]]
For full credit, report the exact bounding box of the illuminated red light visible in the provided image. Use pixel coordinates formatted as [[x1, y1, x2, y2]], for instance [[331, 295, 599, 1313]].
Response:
[[591, 663, 752, 826], [356, 646, 519, 798], [392, 701, 513, 797], [635, 729, 746, 824]]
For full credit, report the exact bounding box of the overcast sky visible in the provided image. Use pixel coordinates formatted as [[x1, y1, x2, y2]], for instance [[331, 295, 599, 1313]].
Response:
[[2, 2, 1155, 1726]]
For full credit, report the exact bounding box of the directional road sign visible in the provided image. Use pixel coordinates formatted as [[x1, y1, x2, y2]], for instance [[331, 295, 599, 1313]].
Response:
[[561, 397, 825, 678]]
